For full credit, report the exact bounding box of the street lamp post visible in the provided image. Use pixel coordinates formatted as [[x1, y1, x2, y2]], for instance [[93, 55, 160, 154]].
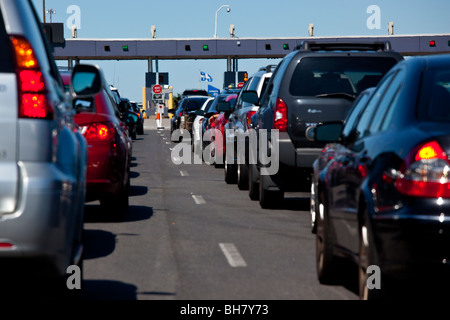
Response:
[[46, 8, 56, 23], [214, 5, 230, 38]]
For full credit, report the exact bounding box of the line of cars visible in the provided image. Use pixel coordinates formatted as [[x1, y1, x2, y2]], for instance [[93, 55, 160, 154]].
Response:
[[0, 0, 147, 297], [0, 0, 115, 297], [183, 40, 450, 299]]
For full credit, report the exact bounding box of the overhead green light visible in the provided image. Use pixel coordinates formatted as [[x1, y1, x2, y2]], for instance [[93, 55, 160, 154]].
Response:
[[283, 43, 289, 50], [203, 44, 209, 51], [122, 45, 129, 52]]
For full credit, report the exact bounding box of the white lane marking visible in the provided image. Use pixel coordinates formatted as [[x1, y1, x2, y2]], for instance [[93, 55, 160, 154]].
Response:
[[166, 141, 171, 144], [219, 243, 247, 267], [180, 170, 189, 177], [192, 195, 206, 204]]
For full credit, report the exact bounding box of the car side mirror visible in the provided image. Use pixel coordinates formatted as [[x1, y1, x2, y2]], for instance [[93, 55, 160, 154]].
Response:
[[216, 101, 231, 113], [240, 90, 259, 105], [71, 64, 102, 96], [309, 121, 343, 142]]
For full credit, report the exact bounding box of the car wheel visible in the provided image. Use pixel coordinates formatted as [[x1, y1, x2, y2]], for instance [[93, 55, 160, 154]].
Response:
[[259, 174, 283, 209], [248, 163, 259, 200], [237, 163, 249, 190], [100, 176, 129, 221], [311, 177, 318, 233], [316, 192, 339, 284], [358, 207, 384, 300], [224, 153, 237, 184]]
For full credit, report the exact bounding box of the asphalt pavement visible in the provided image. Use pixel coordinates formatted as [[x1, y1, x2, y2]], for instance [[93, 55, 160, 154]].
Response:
[[81, 119, 358, 301]]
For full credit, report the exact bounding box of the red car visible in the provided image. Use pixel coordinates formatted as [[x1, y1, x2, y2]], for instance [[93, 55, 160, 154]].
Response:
[[208, 93, 237, 167], [61, 68, 132, 219]]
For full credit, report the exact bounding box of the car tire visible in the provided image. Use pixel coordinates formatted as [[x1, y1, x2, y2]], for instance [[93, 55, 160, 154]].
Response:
[[259, 174, 283, 209], [316, 192, 339, 285], [248, 163, 259, 200], [224, 154, 237, 184], [100, 176, 129, 221], [358, 207, 385, 300], [237, 163, 249, 190], [311, 177, 318, 234]]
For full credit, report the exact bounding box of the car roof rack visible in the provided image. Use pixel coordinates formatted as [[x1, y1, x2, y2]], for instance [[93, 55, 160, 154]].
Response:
[[258, 64, 278, 73], [295, 41, 392, 52]]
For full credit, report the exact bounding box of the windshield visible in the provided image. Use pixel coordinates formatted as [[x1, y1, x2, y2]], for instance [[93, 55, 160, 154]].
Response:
[[289, 56, 399, 97]]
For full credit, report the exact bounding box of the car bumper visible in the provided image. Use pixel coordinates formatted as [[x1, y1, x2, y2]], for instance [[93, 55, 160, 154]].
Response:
[[372, 213, 450, 279], [0, 162, 83, 278], [85, 143, 125, 200]]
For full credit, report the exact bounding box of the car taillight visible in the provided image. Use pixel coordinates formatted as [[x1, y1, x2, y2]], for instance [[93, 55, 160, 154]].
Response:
[[273, 98, 287, 132], [246, 111, 256, 128], [10, 35, 53, 120], [199, 118, 204, 124], [84, 123, 115, 142], [395, 140, 450, 198]]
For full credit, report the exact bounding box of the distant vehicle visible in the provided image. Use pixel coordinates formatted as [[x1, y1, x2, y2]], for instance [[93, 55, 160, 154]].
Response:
[[119, 97, 139, 140], [224, 68, 273, 187], [130, 100, 144, 135], [169, 95, 209, 140], [0, 0, 90, 293], [181, 89, 209, 98], [242, 41, 403, 208], [308, 54, 450, 299], [192, 97, 215, 154], [207, 94, 238, 168]]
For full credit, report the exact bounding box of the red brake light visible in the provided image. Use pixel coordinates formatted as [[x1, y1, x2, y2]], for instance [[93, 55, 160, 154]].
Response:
[[274, 98, 287, 132], [84, 123, 115, 141], [19, 70, 45, 92], [415, 141, 446, 161], [10, 35, 53, 120], [246, 111, 256, 128], [395, 140, 450, 198]]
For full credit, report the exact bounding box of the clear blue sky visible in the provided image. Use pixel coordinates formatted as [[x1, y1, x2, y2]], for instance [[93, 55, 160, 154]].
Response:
[[32, 0, 450, 102]]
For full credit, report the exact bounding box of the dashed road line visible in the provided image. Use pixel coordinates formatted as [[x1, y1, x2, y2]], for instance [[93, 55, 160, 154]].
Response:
[[219, 243, 247, 267], [180, 170, 189, 177], [192, 194, 206, 205]]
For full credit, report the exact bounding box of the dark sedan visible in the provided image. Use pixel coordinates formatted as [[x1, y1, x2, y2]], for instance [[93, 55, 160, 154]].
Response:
[[308, 54, 450, 300]]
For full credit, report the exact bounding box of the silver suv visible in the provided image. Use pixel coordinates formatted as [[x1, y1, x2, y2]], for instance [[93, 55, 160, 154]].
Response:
[[0, 0, 97, 294], [224, 66, 274, 189]]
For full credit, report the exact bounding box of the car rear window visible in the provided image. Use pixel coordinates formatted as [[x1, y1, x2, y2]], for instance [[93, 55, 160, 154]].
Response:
[[181, 97, 209, 112], [289, 57, 399, 97], [0, 9, 14, 73], [418, 68, 450, 122]]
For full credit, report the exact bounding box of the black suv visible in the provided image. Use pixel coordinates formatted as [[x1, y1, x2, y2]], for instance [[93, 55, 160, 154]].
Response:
[[242, 41, 403, 208]]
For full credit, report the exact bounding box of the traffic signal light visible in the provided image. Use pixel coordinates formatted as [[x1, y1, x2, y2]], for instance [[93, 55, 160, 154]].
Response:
[[145, 72, 156, 87], [158, 72, 169, 85], [223, 71, 235, 89], [238, 71, 248, 83]]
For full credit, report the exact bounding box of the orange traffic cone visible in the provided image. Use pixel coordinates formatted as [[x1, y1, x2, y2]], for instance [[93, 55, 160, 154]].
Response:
[[156, 110, 163, 129]]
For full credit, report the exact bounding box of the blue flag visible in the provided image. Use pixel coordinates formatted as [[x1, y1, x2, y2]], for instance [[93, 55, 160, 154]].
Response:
[[200, 71, 213, 82]]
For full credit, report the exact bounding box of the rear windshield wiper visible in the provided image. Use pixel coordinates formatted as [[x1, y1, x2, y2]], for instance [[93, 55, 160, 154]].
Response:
[[315, 93, 356, 101]]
